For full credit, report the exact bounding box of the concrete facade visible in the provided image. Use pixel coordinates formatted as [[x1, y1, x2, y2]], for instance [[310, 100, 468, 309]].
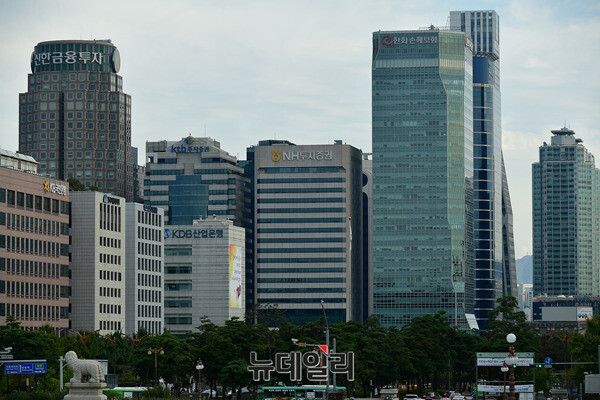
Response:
[[163, 218, 245, 335], [125, 203, 164, 335], [70, 191, 126, 334]]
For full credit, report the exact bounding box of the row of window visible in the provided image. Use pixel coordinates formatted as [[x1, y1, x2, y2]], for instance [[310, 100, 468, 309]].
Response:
[[0, 234, 68, 257], [99, 203, 122, 232], [138, 320, 162, 335], [99, 286, 121, 298], [0, 303, 64, 320], [1, 212, 68, 236], [138, 289, 161, 303], [99, 269, 122, 282], [0, 188, 69, 214], [137, 242, 162, 257], [99, 320, 121, 331], [100, 303, 122, 314], [137, 226, 162, 242], [138, 304, 161, 318], [137, 257, 162, 273], [137, 210, 162, 227], [0, 258, 68, 278], [99, 253, 122, 266], [1, 280, 65, 300], [137, 273, 161, 288], [100, 236, 121, 249]]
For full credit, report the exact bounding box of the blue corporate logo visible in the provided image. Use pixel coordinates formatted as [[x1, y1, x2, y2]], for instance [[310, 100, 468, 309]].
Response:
[[164, 229, 171, 239]]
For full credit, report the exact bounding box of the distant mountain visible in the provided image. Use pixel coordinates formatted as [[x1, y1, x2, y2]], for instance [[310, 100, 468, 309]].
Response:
[[516, 255, 533, 285]]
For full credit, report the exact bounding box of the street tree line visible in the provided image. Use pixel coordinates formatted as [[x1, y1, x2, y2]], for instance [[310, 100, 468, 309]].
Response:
[[0, 297, 597, 396]]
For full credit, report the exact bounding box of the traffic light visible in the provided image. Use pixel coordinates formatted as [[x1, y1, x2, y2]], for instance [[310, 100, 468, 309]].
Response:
[[535, 363, 543, 368], [298, 343, 306, 348]]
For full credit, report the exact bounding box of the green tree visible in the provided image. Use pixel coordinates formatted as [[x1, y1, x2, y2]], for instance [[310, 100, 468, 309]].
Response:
[[67, 178, 86, 191], [569, 315, 600, 383]]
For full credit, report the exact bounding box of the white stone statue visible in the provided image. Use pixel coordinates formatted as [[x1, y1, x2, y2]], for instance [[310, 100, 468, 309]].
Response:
[[65, 351, 105, 383]]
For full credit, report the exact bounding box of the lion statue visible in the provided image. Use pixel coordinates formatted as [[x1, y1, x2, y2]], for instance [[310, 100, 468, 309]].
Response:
[[65, 351, 105, 383]]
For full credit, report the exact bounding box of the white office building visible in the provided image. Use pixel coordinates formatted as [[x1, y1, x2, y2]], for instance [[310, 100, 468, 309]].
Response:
[[125, 203, 164, 335], [163, 217, 245, 335], [70, 191, 126, 334]]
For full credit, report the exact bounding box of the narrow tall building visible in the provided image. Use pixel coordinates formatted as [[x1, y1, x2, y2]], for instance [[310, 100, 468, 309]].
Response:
[[371, 28, 475, 329], [125, 203, 164, 335], [532, 128, 600, 297], [18, 40, 134, 200], [449, 10, 517, 328], [70, 191, 126, 334]]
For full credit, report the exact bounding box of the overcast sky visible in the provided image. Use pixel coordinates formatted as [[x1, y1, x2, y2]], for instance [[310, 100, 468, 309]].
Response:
[[1, 0, 599, 259]]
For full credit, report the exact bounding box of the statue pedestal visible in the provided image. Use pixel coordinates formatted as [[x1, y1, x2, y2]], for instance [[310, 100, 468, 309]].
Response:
[[64, 382, 107, 400]]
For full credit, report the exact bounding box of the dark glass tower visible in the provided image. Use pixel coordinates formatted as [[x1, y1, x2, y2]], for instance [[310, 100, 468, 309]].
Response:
[[372, 28, 475, 329], [450, 11, 516, 329], [18, 40, 134, 201]]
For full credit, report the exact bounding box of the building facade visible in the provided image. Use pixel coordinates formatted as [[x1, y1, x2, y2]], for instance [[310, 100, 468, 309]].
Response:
[[371, 28, 475, 329], [145, 136, 249, 226], [125, 203, 164, 335], [18, 40, 134, 200], [532, 128, 600, 297], [70, 191, 126, 333], [450, 10, 517, 330], [163, 218, 245, 335], [250, 141, 363, 324], [0, 148, 70, 330]]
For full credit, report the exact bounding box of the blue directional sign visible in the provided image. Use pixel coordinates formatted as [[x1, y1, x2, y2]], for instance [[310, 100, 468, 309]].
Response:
[[544, 357, 552, 366], [4, 362, 47, 374]]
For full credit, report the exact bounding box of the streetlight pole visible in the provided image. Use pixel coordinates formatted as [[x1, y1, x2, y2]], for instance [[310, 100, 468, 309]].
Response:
[[320, 300, 329, 400], [504, 334, 518, 400], [148, 347, 164, 385], [501, 363, 509, 400], [196, 358, 204, 400]]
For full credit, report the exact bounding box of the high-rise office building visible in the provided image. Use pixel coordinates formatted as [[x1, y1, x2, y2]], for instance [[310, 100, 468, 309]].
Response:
[[372, 28, 475, 329], [532, 128, 600, 297], [70, 191, 126, 334], [249, 141, 363, 324], [0, 148, 70, 330], [125, 203, 164, 335], [450, 10, 517, 328], [18, 40, 134, 200]]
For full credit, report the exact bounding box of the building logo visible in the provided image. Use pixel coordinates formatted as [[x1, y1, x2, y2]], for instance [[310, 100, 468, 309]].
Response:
[[185, 136, 193, 145], [102, 194, 120, 205], [43, 180, 67, 196], [381, 36, 392, 46], [271, 151, 281, 162], [164, 229, 171, 239]]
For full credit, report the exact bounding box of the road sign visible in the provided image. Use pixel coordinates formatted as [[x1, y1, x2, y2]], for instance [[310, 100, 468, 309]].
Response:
[[4, 362, 47, 374], [544, 357, 552, 365]]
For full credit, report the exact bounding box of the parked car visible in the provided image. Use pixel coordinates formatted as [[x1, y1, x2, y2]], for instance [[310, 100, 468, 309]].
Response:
[[405, 395, 420, 400]]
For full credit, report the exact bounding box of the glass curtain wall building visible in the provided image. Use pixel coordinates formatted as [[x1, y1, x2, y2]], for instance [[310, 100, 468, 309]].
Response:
[[532, 128, 600, 297], [18, 40, 134, 200], [372, 28, 475, 329], [450, 10, 517, 329]]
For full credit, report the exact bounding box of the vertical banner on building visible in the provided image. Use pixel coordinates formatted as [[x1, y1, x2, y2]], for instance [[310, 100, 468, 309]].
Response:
[[229, 245, 243, 308]]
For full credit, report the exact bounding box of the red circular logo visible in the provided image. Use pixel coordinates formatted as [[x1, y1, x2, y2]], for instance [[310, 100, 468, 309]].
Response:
[[381, 36, 392, 46]]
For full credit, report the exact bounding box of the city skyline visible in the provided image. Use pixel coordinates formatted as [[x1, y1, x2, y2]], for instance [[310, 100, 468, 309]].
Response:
[[1, 0, 599, 259]]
